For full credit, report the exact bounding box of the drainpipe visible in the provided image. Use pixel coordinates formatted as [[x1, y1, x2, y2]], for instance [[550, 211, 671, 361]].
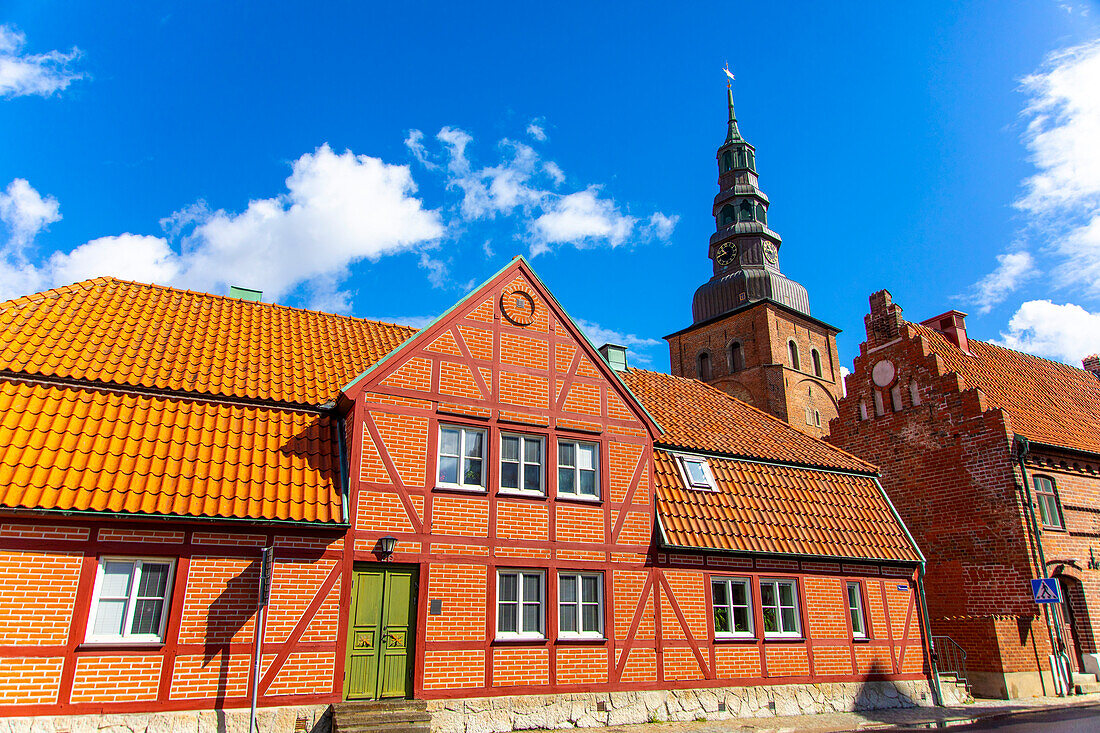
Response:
[[915, 562, 944, 707], [1016, 436, 1069, 696]]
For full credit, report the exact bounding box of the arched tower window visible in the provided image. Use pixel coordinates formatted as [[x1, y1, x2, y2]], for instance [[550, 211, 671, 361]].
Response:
[[739, 200, 754, 222], [721, 150, 732, 172], [756, 203, 767, 225], [719, 204, 736, 227], [811, 349, 823, 378], [728, 341, 745, 372], [697, 351, 712, 381], [736, 149, 747, 168], [747, 150, 756, 170], [788, 340, 800, 371]]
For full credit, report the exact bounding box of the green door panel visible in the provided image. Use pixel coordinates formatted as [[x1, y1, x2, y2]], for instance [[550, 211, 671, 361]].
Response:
[[344, 566, 417, 700]]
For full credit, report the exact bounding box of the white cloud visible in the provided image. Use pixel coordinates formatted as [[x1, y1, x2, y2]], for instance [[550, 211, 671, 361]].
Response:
[[966, 250, 1037, 314], [573, 316, 662, 367], [0, 25, 83, 98], [644, 212, 679, 242], [543, 162, 565, 187], [1015, 40, 1100, 297], [994, 299, 1100, 364], [526, 121, 547, 141], [840, 365, 850, 397], [0, 178, 60, 250], [0, 145, 445, 310], [531, 187, 635, 254], [404, 129, 438, 170]]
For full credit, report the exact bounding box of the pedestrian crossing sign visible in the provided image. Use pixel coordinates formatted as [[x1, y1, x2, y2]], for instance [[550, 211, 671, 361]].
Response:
[[1031, 578, 1061, 604]]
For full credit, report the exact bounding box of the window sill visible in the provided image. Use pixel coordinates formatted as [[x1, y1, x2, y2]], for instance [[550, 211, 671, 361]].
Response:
[[78, 641, 166, 650], [1040, 525, 1067, 533], [433, 485, 488, 495], [554, 494, 602, 505], [714, 634, 757, 643], [557, 635, 606, 644], [493, 636, 547, 645], [763, 635, 805, 643], [497, 489, 547, 501], [852, 636, 871, 644]]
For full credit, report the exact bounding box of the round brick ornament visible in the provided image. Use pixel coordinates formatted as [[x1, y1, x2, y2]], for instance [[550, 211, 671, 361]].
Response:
[[501, 287, 537, 327]]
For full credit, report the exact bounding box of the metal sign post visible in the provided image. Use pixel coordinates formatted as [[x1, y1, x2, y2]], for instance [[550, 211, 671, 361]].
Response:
[[250, 546, 275, 733]]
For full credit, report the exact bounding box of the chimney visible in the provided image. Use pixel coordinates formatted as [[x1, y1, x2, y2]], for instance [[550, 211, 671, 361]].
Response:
[[865, 289, 905, 347], [920, 310, 970, 353], [229, 286, 263, 302], [598, 343, 628, 371], [1084, 354, 1100, 379]]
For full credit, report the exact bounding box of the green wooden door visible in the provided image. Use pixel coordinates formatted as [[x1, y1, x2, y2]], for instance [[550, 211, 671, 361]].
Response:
[[344, 566, 417, 699]]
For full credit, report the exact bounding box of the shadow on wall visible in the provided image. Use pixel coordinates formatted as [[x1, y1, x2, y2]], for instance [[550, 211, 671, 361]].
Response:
[[204, 558, 261, 730]]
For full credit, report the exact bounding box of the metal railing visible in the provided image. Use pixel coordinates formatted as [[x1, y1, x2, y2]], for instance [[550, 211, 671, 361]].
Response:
[[932, 635, 970, 693]]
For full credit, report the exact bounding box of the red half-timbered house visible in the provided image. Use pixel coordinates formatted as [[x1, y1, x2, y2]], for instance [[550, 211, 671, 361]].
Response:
[[0, 260, 941, 732]]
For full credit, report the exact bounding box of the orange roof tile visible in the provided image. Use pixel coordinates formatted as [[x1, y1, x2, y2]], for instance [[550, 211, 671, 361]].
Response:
[[0, 378, 341, 523], [618, 368, 875, 473], [0, 278, 415, 406], [911, 324, 1100, 456], [655, 451, 920, 562]]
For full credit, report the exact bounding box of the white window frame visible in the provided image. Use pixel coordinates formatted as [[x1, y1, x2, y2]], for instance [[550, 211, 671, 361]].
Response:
[[759, 578, 801, 638], [556, 439, 600, 500], [557, 571, 604, 639], [498, 432, 545, 496], [676, 453, 717, 491], [436, 424, 488, 492], [495, 569, 545, 640], [846, 581, 867, 639], [1033, 476, 1064, 530], [85, 556, 176, 643], [711, 576, 754, 638]]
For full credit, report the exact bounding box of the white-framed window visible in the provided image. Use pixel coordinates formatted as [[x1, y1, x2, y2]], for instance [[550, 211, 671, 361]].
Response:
[[712, 577, 753, 637], [1034, 476, 1065, 530], [557, 440, 599, 499], [500, 433, 544, 495], [496, 570, 544, 640], [86, 557, 175, 643], [677, 454, 717, 491], [846, 582, 867, 638], [437, 425, 486, 491], [760, 579, 801, 637], [558, 572, 603, 639]]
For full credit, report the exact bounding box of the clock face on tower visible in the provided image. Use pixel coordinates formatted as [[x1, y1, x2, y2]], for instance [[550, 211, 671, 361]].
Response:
[[715, 242, 737, 267], [762, 241, 778, 265]]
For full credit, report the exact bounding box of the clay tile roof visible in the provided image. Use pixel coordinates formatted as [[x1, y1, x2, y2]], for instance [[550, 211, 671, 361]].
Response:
[[911, 323, 1100, 456], [0, 277, 416, 406], [618, 367, 874, 473], [654, 451, 920, 562], [0, 378, 341, 523]]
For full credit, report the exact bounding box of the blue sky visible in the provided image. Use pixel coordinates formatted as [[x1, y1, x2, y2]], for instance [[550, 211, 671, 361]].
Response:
[[2, 1, 1099, 371]]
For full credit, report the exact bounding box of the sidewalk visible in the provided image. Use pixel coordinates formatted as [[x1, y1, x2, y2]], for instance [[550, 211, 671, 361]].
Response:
[[597, 693, 1100, 732]]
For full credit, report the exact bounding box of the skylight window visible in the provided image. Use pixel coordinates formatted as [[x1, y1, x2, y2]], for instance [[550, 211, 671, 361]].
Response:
[[677, 454, 717, 491]]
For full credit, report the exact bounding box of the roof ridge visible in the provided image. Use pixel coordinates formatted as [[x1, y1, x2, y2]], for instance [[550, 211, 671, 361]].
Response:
[[625, 366, 877, 472], [2, 276, 419, 333]]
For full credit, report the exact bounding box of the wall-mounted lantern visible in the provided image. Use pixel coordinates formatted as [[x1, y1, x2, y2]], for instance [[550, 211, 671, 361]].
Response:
[[378, 536, 398, 559]]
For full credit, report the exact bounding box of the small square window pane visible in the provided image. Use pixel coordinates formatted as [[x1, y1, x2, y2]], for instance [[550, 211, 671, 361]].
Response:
[[581, 576, 599, 603], [558, 443, 575, 467], [101, 561, 134, 597], [502, 436, 519, 462], [523, 464, 541, 492], [523, 574, 541, 602], [93, 599, 127, 636], [762, 607, 778, 633], [733, 607, 750, 633], [582, 604, 599, 632], [730, 582, 747, 606], [130, 599, 163, 635], [441, 428, 459, 455], [712, 581, 728, 607], [138, 563, 171, 598], [714, 606, 730, 633], [464, 431, 484, 458], [579, 470, 596, 496], [577, 445, 594, 471], [779, 583, 795, 607], [522, 602, 541, 633], [781, 607, 797, 633], [560, 575, 577, 603], [498, 604, 517, 633], [464, 458, 483, 486], [558, 468, 575, 494], [560, 604, 577, 632], [760, 583, 776, 607], [524, 439, 541, 464], [439, 456, 459, 484], [501, 462, 519, 489], [850, 609, 863, 634], [685, 460, 708, 485], [499, 574, 517, 602]]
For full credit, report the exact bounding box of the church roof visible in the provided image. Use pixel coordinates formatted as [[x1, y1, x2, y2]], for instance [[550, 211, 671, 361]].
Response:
[[911, 322, 1100, 456], [618, 368, 920, 564]]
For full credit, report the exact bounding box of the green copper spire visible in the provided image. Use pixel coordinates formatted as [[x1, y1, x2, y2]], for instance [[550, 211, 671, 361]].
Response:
[[725, 80, 741, 143]]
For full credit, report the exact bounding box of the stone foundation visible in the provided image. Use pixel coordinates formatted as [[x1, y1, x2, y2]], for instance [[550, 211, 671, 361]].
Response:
[[0, 704, 331, 733], [427, 680, 945, 733]]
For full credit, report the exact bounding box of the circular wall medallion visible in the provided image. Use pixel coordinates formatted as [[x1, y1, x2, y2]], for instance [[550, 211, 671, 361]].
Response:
[[871, 359, 897, 388], [501, 287, 537, 327]]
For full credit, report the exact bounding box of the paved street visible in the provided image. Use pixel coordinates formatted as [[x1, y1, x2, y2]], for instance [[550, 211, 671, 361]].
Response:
[[888, 702, 1100, 732]]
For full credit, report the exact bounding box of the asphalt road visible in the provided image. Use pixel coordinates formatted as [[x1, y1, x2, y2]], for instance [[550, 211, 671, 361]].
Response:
[[888, 703, 1100, 731]]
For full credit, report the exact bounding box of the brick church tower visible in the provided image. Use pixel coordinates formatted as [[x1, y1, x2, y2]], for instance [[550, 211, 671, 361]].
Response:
[[665, 81, 843, 437]]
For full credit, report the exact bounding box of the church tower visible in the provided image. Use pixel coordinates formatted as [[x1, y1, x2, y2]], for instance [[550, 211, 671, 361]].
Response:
[[665, 79, 844, 437]]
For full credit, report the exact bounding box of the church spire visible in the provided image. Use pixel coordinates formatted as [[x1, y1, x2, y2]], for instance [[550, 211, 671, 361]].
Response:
[[725, 82, 741, 143]]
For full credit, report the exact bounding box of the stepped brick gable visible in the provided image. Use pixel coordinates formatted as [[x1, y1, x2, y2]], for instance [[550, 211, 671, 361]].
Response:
[[829, 289, 1100, 699]]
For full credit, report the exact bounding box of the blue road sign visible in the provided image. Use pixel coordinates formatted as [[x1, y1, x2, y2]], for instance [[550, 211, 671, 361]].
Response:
[[1031, 578, 1061, 604]]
